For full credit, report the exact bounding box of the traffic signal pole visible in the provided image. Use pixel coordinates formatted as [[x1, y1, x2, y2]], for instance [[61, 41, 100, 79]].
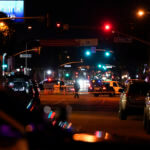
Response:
[[95, 49, 113, 53], [13, 47, 41, 56], [113, 30, 150, 46]]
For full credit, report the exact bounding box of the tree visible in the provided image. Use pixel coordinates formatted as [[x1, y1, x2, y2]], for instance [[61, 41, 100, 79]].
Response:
[[0, 12, 15, 84]]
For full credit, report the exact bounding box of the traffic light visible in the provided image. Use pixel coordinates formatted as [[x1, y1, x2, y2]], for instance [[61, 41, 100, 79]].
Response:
[[104, 23, 111, 31], [56, 22, 61, 28], [105, 51, 110, 57], [65, 73, 70, 77], [34, 47, 41, 54], [85, 50, 91, 56], [98, 64, 102, 68]]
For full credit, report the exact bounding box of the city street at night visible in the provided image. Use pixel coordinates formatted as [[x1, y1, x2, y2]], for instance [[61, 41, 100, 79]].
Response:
[[40, 93, 150, 141], [1, 0, 150, 148]]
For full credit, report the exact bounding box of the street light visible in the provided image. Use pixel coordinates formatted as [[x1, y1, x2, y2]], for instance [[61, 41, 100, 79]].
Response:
[[137, 9, 145, 17], [0, 22, 9, 34], [47, 70, 52, 75]]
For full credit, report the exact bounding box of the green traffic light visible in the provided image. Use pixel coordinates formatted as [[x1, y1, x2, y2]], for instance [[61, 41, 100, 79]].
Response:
[[65, 73, 70, 77], [105, 51, 110, 57], [85, 50, 91, 56], [98, 64, 102, 68]]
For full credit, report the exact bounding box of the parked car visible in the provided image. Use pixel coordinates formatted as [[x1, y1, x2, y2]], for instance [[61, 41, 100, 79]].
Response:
[[6, 73, 40, 106], [39, 79, 64, 91], [118, 80, 150, 120], [88, 80, 115, 97]]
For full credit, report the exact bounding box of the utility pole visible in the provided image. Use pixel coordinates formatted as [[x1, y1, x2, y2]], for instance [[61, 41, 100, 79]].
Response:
[[25, 43, 28, 69]]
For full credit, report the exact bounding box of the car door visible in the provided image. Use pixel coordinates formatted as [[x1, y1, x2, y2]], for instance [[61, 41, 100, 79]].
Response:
[[113, 82, 120, 94]]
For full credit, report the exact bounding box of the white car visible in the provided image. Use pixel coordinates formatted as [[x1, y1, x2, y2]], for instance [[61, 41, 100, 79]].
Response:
[[102, 81, 122, 94]]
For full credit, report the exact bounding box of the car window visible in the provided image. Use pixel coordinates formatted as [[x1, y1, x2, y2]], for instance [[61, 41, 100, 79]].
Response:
[[103, 82, 110, 86], [113, 82, 117, 87]]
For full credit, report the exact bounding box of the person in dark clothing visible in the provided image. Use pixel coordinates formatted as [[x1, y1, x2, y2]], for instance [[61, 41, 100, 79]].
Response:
[[74, 81, 80, 98]]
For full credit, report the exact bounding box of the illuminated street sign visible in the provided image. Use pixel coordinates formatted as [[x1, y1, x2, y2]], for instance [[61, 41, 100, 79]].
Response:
[[0, 0, 24, 22]]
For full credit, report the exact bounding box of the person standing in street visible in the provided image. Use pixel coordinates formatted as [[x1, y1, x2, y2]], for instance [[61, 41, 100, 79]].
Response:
[[74, 81, 80, 98]]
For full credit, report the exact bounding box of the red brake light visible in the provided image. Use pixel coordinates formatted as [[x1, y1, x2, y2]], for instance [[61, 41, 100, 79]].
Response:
[[103, 87, 106, 90], [37, 88, 40, 92], [48, 78, 52, 82], [89, 84, 92, 90], [8, 82, 14, 88]]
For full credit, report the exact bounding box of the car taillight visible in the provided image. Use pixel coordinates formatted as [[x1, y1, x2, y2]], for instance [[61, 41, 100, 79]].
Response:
[[37, 88, 40, 92], [124, 93, 128, 97], [8, 82, 14, 88], [103, 87, 106, 90], [71, 88, 75, 91], [89, 84, 93, 90], [32, 89, 35, 95]]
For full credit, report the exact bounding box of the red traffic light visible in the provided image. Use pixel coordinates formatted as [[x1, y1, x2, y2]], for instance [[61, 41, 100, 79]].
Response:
[[56, 23, 61, 28], [104, 24, 111, 31]]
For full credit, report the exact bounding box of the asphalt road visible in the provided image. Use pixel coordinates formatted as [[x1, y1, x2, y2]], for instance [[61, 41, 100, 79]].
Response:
[[40, 93, 150, 142]]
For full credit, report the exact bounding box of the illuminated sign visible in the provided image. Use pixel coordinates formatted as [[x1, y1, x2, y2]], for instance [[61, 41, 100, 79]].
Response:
[[0, 0, 24, 22], [64, 65, 71, 68]]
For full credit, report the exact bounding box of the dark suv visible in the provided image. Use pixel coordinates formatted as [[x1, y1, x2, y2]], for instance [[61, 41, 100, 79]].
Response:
[[88, 79, 115, 97], [119, 80, 150, 120]]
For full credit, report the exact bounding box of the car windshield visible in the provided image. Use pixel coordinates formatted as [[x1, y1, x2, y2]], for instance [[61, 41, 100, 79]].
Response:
[[1, 0, 150, 147]]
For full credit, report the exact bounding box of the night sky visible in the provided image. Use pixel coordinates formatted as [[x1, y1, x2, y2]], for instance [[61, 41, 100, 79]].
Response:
[[15, 0, 150, 70]]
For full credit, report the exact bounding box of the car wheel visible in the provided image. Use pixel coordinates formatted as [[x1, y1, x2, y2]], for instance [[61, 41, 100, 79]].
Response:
[[119, 109, 127, 120]]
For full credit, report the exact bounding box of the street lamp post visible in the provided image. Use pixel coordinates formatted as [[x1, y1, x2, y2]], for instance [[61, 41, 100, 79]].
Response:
[[2, 53, 7, 76], [25, 43, 28, 75]]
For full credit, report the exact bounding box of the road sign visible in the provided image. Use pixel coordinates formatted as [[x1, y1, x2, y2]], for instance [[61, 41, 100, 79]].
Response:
[[91, 47, 96, 53], [114, 37, 132, 43], [64, 65, 71, 68], [75, 38, 98, 46], [20, 54, 32, 58], [40, 38, 98, 47]]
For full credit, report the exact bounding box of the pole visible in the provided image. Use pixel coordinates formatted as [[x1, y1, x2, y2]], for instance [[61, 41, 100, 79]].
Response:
[[25, 43, 28, 75], [113, 31, 150, 46], [2, 53, 7, 76]]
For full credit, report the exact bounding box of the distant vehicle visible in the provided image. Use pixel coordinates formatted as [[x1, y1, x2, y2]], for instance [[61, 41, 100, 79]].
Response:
[[119, 80, 150, 120], [6, 74, 30, 93], [102, 81, 123, 94], [88, 80, 115, 97], [6, 74, 40, 105], [39, 79, 64, 91]]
